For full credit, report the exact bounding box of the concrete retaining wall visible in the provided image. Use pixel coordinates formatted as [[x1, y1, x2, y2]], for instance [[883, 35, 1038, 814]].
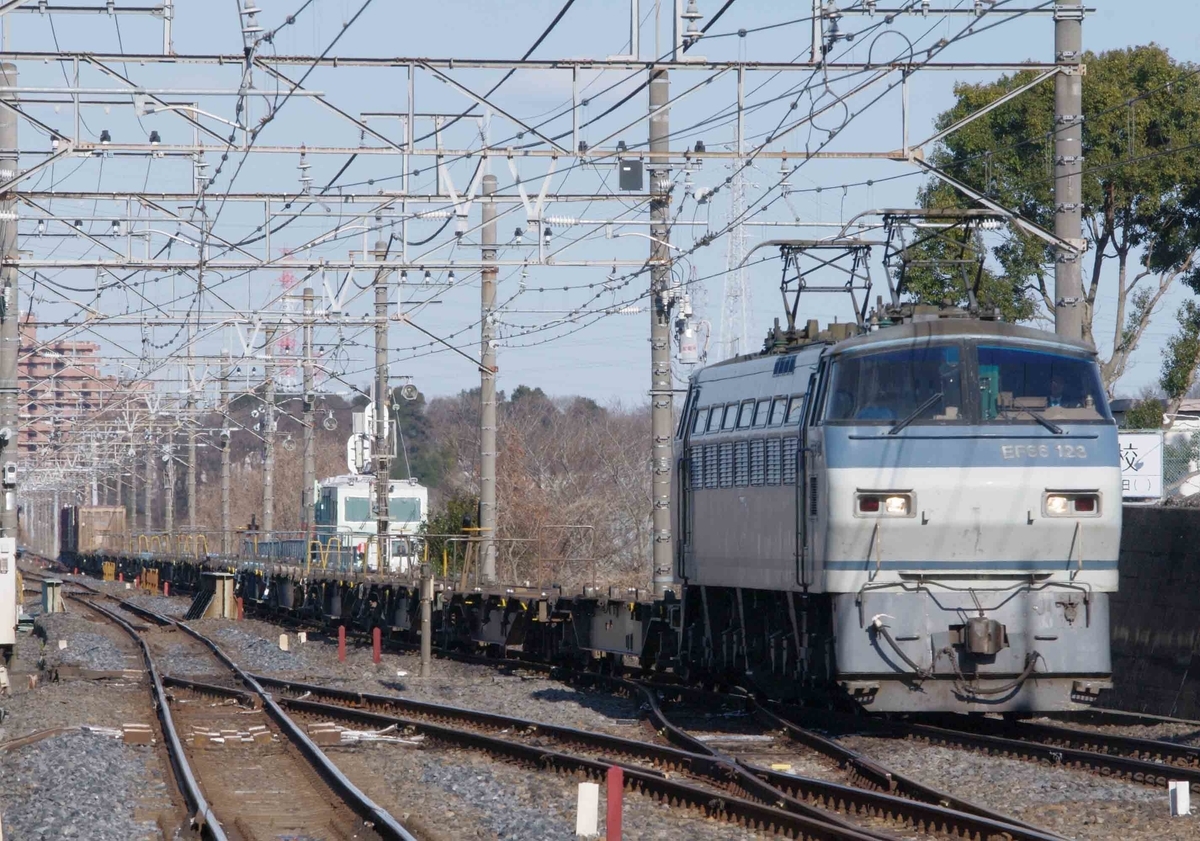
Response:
[[1108, 505, 1200, 718]]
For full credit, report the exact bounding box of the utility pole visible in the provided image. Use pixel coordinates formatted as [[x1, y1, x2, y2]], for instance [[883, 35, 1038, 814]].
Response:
[[301, 287, 316, 541], [164, 433, 175, 536], [372, 240, 391, 573], [130, 426, 140, 533], [262, 324, 277, 540], [186, 322, 196, 531], [145, 422, 156, 532], [220, 356, 232, 555], [649, 68, 675, 596], [0, 63, 16, 539], [1053, 0, 1083, 341], [479, 173, 498, 584]]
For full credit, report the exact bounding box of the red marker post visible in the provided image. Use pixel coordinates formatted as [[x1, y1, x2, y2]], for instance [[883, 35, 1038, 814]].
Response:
[[236, 597, 244, 621], [372, 627, 382, 664], [163, 581, 169, 597], [338, 625, 346, 662], [606, 765, 623, 840]]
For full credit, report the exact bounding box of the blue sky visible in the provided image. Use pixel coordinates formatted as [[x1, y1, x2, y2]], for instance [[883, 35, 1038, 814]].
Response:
[[7, 1, 1199, 408]]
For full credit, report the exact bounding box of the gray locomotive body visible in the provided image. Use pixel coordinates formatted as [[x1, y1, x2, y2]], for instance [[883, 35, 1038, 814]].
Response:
[[673, 317, 1119, 712]]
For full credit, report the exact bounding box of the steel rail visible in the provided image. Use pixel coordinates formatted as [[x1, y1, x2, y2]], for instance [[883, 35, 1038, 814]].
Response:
[[613, 677, 1065, 840], [67, 595, 227, 840], [888, 717, 1200, 793], [180, 679, 885, 841], [241, 675, 1069, 840], [633, 680, 1067, 841], [117, 600, 419, 841]]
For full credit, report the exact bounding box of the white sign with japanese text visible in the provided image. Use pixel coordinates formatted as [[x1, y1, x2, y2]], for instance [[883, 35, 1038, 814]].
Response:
[[1119, 431, 1164, 501]]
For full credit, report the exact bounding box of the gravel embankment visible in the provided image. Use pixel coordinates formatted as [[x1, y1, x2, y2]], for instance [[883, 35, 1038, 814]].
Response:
[[837, 735, 1191, 841]]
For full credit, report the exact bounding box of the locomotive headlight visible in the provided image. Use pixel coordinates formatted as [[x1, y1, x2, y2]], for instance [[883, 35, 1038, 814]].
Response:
[[884, 495, 909, 516], [1043, 492, 1100, 517], [856, 492, 913, 517], [1045, 494, 1070, 515]]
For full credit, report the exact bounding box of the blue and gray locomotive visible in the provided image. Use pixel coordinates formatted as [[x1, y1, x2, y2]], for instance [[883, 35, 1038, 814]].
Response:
[[672, 311, 1119, 712]]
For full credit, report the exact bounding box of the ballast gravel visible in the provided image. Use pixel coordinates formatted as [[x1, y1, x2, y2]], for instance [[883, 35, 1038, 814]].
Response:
[[837, 735, 1191, 841], [34, 612, 136, 672], [0, 731, 167, 841], [334, 744, 773, 841]]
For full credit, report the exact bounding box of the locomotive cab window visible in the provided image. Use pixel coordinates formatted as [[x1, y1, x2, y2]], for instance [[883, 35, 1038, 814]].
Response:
[[978, 345, 1110, 423], [824, 344, 963, 425], [692, 407, 710, 435]]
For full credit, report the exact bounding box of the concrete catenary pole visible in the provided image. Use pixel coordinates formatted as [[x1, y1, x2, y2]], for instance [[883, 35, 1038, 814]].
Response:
[[145, 422, 156, 532], [130, 426, 139, 532], [479, 173, 498, 584], [164, 433, 175, 537], [0, 63, 16, 539], [186, 324, 196, 531], [262, 324, 277, 540], [301, 287, 316, 540], [220, 356, 232, 555], [1053, 0, 1084, 341], [649, 68, 675, 595], [372, 241, 391, 571]]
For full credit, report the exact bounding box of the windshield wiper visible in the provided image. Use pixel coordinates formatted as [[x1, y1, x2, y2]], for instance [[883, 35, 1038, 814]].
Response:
[[1019, 407, 1063, 435], [888, 392, 943, 435]]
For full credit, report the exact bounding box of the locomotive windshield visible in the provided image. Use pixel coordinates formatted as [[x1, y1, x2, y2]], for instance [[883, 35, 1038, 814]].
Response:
[[823, 340, 1110, 426], [825, 344, 963, 424], [978, 345, 1110, 423]]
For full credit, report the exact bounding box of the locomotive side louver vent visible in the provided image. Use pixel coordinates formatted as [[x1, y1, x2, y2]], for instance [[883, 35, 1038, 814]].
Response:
[[783, 438, 798, 485], [719, 442, 734, 488], [765, 439, 781, 485], [734, 441, 749, 486], [704, 444, 719, 489], [689, 447, 704, 490], [773, 356, 797, 376], [749, 440, 765, 486], [809, 476, 819, 516]]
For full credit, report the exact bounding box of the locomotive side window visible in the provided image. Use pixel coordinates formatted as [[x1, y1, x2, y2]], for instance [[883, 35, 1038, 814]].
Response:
[[768, 397, 787, 426], [722, 404, 738, 431], [692, 407, 710, 435], [824, 344, 963, 425], [977, 345, 1110, 422], [707, 407, 723, 433], [737, 400, 755, 429], [786, 395, 805, 425], [753, 399, 771, 427]]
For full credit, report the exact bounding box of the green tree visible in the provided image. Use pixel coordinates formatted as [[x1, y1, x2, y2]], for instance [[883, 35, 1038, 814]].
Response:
[[916, 44, 1200, 390], [1122, 393, 1165, 429], [388, 388, 452, 487]]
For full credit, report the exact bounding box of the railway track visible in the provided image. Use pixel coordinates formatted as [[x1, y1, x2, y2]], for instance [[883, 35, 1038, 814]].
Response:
[[32, 570, 892, 840], [35, 574, 415, 841], [34, 563, 1195, 837], [632, 681, 1067, 841], [894, 713, 1200, 791]]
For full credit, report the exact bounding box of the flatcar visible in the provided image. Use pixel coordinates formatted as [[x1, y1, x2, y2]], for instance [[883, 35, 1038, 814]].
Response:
[[672, 313, 1119, 712]]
